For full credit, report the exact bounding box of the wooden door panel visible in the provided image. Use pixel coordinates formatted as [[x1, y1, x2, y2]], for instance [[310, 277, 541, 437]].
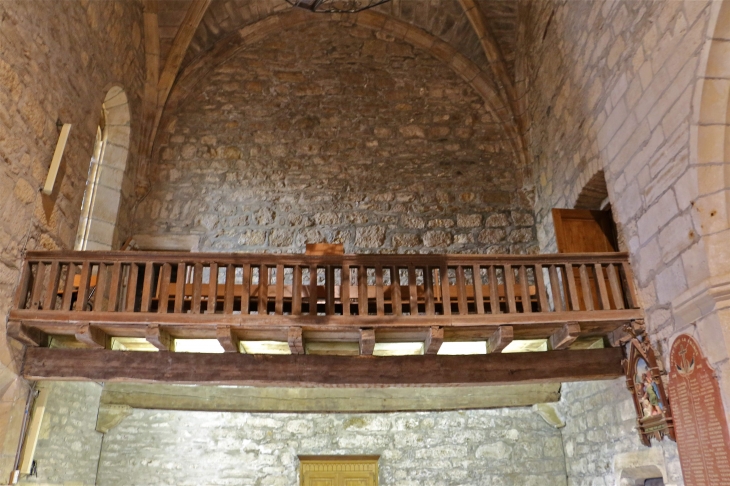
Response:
[[552, 208, 617, 253], [553, 208, 619, 311]]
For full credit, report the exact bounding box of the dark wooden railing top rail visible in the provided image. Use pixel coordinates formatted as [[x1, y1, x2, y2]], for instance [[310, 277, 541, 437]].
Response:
[[20, 250, 633, 265], [10, 250, 642, 356]]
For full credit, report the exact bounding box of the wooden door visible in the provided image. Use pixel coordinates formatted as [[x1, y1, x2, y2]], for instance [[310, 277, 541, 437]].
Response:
[[300, 456, 378, 486], [552, 208, 619, 311], [552, 208, 617, 253]]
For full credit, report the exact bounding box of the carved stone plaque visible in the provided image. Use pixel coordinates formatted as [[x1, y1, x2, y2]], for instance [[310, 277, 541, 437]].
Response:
[[668, 334, 730, 485]]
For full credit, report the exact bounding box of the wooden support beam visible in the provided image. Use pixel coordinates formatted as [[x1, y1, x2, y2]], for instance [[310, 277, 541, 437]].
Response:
[[101, 382, 563, 413], [7, 322, 45, 347], [145, 324, 172, 351], [216, 325, 239, 353], [22, 348, 625, 386], [359, 328, 375, 355], [487, 325, 513, 353], [424, 326, 443, 355], [74, 323, 106, 349], [549, 322, 581, 350], [288, 327, 304, 355]]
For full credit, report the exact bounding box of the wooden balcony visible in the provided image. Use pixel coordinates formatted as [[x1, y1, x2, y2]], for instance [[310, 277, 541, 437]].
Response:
[[9, 250, 639, 386]]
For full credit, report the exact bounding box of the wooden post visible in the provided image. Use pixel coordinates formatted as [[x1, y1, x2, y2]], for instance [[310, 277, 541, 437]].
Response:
[[216, 325, 240, 353], [487, 326, 514, 354], [74, 323, 106, 349], [359, 328, 375, 355], [145, 324, 172, 351], [424, 326, 443, 355], [288, 327, 304, 355], [549, 322, 581, 350]]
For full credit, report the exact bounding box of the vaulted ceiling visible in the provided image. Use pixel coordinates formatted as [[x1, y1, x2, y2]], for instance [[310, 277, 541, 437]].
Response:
[[137, 0, 524, 188]]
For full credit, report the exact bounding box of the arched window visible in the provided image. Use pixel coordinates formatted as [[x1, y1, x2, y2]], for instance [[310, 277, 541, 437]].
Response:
[[75, 87, 130, 250]]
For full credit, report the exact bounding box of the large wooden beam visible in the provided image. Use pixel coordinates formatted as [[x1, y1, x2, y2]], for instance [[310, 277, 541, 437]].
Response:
[[23, 348, 623, 386]]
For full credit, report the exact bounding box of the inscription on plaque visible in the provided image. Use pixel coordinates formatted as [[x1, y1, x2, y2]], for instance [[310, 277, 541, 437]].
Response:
[[668, 334, 730, 485]]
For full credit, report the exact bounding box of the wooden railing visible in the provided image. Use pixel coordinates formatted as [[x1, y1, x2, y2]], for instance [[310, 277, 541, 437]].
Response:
[[9, 251, 641, 353]]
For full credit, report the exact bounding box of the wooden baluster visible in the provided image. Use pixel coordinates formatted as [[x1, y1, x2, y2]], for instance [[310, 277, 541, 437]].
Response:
[[548, 265, 563, 312], [292, 265, 302, 316], [391, 266, 402, 316], [358, 266, 368, 316], [30, 262, 46, 310], [224, 265, 235, 314], [106, 262, 122, 312], [440, 265, 451, 316], [207, 263, 218, 314], [473, 265, 485, 315], [275, 264, 285, 315], [424, 267, 435, 316], [534, 264, 549, 312], [259, 265, 269, 316], [578, 264, 594, 311], [607, 264, 625, 310], [140, 262, 154, 312], [408, 266, 418, 315], [14, 260, 33, 310], [158, 263, 172, 314], [61, 262, 76, 311], [325, 265, 335, 316], [375, 265, 384, 316], [241, 264, 251, 314], [75, 261, 93, 312], [518, 265, 531, 313], [43, 261, 61, 311], [620, 262, 639, 309], [564, 264, 580, 311], [124, 263, 139, 312], [488, 265, 499, 315], [191, 263, 203, 314], [94, 263, 108, 312], [594, 263, 610, 310], [456, 265, 468, 315], [340, 265, 350, 316], [504, 264, 517, 313], [174, 263, 186, 314], [309, 265, 318, 316]]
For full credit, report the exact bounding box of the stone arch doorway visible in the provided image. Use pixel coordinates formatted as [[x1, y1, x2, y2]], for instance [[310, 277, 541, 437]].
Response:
[[75, 86, 130, 250]]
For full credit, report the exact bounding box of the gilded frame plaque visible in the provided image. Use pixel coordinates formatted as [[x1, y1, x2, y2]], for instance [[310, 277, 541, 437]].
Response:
[[625, 334, 675, 446], [299, 455, 379, 486]]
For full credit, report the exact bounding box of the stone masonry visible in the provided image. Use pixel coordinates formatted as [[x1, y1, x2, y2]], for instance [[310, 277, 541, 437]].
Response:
[[138, 20, 537, 255], [21, 380, 567, 486], [557, 378, 682, 486], [0, 0, 145, 478], [520, 1, 720, 484]]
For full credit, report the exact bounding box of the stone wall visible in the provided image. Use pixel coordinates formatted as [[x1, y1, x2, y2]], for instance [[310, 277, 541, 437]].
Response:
[[519, 1, 721, 485], [0, 0, 145, 477], [19, 382, 103, 486], [137, 20, 537, 255], [557, 379, 682, 486], [97, 407, 565, 486]]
